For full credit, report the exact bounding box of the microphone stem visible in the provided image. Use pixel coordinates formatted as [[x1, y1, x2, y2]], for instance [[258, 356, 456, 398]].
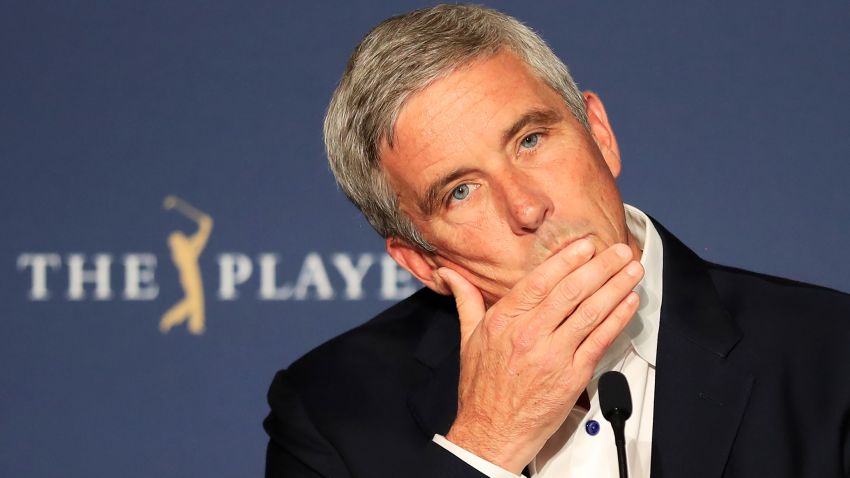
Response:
[[616, 442, 628, 478], [612, 414, 628, 478]]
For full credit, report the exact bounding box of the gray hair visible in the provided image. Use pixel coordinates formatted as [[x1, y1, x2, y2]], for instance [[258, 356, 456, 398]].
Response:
[[323, 4, 588, 251]]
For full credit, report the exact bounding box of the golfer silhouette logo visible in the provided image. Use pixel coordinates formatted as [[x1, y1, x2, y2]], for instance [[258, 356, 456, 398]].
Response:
[[160, 196, 213, 335]]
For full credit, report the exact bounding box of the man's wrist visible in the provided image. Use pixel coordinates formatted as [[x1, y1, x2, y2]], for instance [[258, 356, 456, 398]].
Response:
[[445, 421, 535, 474], [433, 434, 526, 478]]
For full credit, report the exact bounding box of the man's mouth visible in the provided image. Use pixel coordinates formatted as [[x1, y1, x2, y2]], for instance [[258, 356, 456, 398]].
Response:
[[531, 227, 592, 264]]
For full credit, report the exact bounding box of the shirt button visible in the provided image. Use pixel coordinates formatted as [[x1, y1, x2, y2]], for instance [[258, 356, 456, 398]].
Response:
[[585, 419, 600, 436]]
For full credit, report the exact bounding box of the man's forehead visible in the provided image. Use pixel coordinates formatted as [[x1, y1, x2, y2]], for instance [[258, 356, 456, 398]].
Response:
[[384, 52, 564, 172], [397, 54, 548, 132]]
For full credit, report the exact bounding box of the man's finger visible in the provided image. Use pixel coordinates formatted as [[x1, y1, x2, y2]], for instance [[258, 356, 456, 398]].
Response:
[[437, 267, 485, 349], [505, 237, 596, 311], [553, 259, 643, 350], [535, 243, 633, 331], [572, 291, 640, 372]]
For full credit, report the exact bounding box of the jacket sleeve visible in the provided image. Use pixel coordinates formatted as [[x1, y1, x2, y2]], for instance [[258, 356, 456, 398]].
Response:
[[263, 368, 491, 478], [264, 369, 352, 478]]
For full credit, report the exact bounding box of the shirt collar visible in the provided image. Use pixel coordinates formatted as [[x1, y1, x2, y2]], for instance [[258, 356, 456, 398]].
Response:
[[623, 204, 662, 366], [592, 204, 663, 377]]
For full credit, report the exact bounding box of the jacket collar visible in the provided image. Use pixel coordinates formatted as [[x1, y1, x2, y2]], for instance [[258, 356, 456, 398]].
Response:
[[650, 219, 753, 478], [407, 292, 460, 437], [652, 220, 742, 358]]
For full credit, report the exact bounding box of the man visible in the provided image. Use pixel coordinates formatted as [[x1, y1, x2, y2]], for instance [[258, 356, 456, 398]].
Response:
[[264, 5, 850, 477]]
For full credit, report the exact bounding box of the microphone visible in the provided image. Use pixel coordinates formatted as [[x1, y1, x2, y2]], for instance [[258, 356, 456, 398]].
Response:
[[599, 371, 633, 478]]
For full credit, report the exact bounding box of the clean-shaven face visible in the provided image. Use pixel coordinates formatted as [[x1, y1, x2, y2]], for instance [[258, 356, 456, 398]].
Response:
[[382, 50, 637, 305]]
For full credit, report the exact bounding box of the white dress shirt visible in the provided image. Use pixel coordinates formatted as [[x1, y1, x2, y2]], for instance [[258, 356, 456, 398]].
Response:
[[434, 204, 663, 478]]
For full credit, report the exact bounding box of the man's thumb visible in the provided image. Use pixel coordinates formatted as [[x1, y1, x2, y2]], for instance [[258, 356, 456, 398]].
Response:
[[436, 268, 485, 348]]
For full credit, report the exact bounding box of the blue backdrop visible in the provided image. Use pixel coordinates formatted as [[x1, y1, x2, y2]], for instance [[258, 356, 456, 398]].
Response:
[[1, 1, 848, 477]]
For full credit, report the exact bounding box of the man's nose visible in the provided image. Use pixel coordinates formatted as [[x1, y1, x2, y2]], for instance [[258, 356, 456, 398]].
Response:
[[499, 172, 551, 234]]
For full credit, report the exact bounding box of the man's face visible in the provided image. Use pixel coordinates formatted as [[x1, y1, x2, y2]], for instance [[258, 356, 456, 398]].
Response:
[[382, 51, 634, 305]]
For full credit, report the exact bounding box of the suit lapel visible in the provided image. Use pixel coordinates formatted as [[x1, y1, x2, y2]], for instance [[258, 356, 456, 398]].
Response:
[[406, 294, 461, 437], [651, 222, 754, 478]]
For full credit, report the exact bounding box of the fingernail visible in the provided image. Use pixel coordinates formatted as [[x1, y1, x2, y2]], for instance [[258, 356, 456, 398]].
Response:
[[615, 244, 631, 259], [626, 292, 639, 304], [626, 261, 642, 277]]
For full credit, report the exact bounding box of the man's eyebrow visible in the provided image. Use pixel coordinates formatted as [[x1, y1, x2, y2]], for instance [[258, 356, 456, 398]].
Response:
[[418, 167, 477, 216], [501, 108, 563, 146]]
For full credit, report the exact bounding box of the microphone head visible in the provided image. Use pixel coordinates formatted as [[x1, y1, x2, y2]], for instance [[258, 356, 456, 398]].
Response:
[[599, 371, 633, 422]]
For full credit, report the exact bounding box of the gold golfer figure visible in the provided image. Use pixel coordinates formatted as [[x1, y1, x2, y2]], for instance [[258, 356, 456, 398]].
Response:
[[160, 195, 213, 335]]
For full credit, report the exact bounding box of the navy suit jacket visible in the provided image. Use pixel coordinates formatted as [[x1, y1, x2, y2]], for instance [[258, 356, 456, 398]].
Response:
[[264, 222, 850, 477]]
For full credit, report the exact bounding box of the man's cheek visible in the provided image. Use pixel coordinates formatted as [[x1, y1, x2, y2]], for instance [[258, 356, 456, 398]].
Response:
[[447, 209, 491, 230]]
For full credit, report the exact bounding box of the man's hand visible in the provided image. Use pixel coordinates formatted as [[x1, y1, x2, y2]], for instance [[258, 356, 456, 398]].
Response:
[[438, 239, 644, 474]]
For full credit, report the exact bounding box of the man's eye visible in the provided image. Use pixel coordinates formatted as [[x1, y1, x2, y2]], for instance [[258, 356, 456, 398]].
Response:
[[451, 184, 471, 201], [520, 133, 540, 149]]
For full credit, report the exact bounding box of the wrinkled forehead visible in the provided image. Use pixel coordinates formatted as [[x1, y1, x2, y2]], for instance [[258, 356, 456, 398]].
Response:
[[379, 46, 507, 153], [379, 51, 570, 206]]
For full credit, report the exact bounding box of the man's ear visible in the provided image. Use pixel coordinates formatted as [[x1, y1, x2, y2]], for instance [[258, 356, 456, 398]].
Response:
[[583, 91, 622, 178], [385, 237, 451, 295]]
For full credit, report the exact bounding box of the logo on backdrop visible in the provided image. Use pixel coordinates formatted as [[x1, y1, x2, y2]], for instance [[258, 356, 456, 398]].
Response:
[[15, 197, 418, 335], [160, 196, 212, 335]]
